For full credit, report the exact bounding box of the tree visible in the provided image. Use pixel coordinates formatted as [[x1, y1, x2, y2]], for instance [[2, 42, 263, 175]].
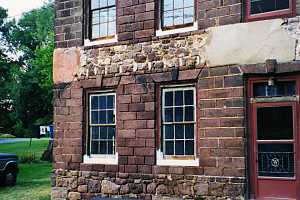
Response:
[[0, 2, 54, 137]]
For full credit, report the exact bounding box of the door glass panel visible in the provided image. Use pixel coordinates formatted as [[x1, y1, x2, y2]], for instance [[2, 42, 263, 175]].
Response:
[[257, 106, 293, 140], [253, 81, 296, 97], [258, 143, 294, 177]]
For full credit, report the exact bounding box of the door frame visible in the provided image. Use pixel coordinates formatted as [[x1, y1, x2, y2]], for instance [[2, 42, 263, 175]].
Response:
[[247, 76, 300, 199]]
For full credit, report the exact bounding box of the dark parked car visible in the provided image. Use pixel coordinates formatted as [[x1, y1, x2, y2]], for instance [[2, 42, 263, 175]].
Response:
[[0, 153, 18, 186]]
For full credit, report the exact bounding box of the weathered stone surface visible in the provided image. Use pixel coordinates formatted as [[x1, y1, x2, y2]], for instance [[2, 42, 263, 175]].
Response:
[[146, 182, 157, 194], [88, 179, 101, 193], [52, 187, 68, 199], [78, 185, 88, 193], [68, 192, 81, 200], [194, 183, 209, 196], [101, 180, 120, 194], [156, 184, 169, 195], [120, 184, 130, 194], [53, 48, 80, 84]]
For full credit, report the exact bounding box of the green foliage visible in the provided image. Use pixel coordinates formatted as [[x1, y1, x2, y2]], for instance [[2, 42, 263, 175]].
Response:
[[20, 151, 37, 164], [0, 133, 16, 139], [0, 1, 54, 136]]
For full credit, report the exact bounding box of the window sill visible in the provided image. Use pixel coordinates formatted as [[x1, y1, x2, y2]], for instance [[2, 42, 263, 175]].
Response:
[[156, 150, 199, 166], [84, 35, 118, 47], [156, 22, 198, 37], [83, 153, 118, 165]]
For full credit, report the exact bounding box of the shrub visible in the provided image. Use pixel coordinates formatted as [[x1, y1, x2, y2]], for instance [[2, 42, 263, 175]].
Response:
[[0, 133, 16, 138], [20, 151, 37, 164]]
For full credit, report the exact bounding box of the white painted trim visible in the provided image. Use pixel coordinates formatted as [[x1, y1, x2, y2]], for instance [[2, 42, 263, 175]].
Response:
[[156, 22, 198, 37], [156, 150, 199, 166], [83, 153, 118, 165], [84, 35, 118, 47]]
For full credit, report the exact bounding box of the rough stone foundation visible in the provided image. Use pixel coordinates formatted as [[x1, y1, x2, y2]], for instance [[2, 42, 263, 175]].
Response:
[[51, 169, 245, 200]]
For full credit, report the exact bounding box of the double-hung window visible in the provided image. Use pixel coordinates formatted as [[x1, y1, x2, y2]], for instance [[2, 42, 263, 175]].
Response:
[[157, 0, 197, 36], [246, 0, 294, 21], [86, 0, 117, 45], [157, 86, 199, 166], [84, 92, 118, 164]]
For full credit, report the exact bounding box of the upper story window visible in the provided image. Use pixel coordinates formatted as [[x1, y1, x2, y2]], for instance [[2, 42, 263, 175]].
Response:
[[246, 0, 294, 21], [89, 0, 116, 40], [84, 92, 118, 164], [157, 0, 197, 36], [162, 0, 194, 29]]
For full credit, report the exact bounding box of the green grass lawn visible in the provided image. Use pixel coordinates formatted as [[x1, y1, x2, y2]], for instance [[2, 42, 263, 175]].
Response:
[[0, 139, 52, 200]]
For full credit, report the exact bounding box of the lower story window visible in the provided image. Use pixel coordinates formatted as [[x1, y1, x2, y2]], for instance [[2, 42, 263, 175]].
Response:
[[85, 92, 117, 164], [162, 87, 196, 157]]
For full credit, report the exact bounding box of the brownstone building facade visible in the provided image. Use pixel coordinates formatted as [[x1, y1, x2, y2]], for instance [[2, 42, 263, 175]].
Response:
[[52, 0, 300, 199]]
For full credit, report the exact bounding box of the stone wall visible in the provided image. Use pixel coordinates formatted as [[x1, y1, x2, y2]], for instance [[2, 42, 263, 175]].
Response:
[[52, 169, 245, 200]]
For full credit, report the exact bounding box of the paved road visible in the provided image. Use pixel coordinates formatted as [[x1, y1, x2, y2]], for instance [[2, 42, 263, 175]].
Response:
[[0, 138, 50, 144]]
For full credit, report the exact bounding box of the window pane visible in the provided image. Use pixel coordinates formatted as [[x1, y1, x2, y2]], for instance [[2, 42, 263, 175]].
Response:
[[175, 124, 184, 139], [100, 141, 107, 154], [184, 7, 194, 24], [99, 111, 107, 124], [250, 0, 290, 15], [100, 23, 108, 37], [100, 0, 108, 7], [91, 127, 100, 139], [91, 111, 98, 124], [165, 108, 173, 122], [175, 107, 183, 122], [92, 11, 100, 24], [91, 96, 99, 109], [107, 110, 114, 124], [165, 91, 173, 106], [257, 106, 293, 140], [91, 0, 99, 9], [175, 90, 183, 106], [185, 106, 194, 121], [254, 81, 296, 97], [108, 8, 116, 22], [99, 96, 106, 109], [100, 126, 107, 139], [107, 127, 115, 139], [108, 21, 116, 36], [163, 11, 173, 27], [174, 0, 183, 9], [185, 124, 194, 139], [174, 9, 184, 25], [165, 141, 174, 155], [164, 0, 173, 10], [107, 0, 115, 6], [185, 140, 194, 155], [107, 141, 114, 154], [107, 95, 114, 109], [175, 141, 184, 155], [184, 0, 194, 7], [184, 90, 194, 105], [100, 9, 108, 23], [91, 141, 99, 154], [92, 24, 100, 39], [165, 125, 174, 139]]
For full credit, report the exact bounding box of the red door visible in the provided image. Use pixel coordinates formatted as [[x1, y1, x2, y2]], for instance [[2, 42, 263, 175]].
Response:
[[249, 78, 300, 199]]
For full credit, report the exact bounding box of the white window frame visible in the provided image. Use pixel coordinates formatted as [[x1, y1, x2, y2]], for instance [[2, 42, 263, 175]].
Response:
[[157, 86, 199, 166], [84, 92, 118, 165], [156, 0, 198, 37], [85, 0, 118, 46]]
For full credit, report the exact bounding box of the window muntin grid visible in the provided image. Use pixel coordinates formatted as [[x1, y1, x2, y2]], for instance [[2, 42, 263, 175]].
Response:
[[162, 87, 196, 156], [162, 0, 194, 29], [90, 0, 116, 39], [89, 93, 116, 155]]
